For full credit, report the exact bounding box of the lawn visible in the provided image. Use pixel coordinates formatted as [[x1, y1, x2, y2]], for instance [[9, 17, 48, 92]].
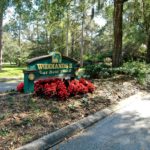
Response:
[[0, 64, 26, 79], [0, 76, 138, 149]]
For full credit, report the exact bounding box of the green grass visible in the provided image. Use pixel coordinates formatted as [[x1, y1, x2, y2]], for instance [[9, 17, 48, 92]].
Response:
[[0, 64, 26, 78]]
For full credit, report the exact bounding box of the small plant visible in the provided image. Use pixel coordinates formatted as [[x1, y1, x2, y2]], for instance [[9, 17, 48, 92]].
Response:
[[17, 82, 24, 92], [81, 97, 89, 106], [0, 128, 10, 136], [51, 107, 60, 113], [68, 104, 77, 111], [0, 114, 5, 120]]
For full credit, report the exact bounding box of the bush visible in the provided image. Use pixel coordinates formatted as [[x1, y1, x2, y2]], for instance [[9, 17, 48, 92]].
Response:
[[119, 61, 150, 84], [68, 78, 95, 96], [85, 61, 150, 85], [34, 78, 69, 100], [17, 78, 95, 100], [17, 82, 24, 92], [85, 63, 111, 78], [84, 50, 112, 63]]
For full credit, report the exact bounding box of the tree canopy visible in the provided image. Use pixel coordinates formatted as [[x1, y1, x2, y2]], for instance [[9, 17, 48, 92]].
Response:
[[0, 0, 150, 68]]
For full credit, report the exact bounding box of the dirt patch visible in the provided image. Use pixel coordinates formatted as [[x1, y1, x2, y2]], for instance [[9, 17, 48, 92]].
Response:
[[0, 75, 139, 150]]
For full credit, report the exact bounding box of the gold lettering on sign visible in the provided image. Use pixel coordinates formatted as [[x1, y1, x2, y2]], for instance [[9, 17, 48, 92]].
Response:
[[37, 63, 73, 70], [37, 64, 44, 69]]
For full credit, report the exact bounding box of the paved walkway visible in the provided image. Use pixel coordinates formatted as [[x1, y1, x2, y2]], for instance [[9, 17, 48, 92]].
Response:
[[52, 92, 150, 150]]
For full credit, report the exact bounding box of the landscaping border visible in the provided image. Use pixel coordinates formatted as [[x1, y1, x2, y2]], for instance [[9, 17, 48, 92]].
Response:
[[16, 92, 141, 150], [16, 93, 140, 150], [16, 109, 112, 150]]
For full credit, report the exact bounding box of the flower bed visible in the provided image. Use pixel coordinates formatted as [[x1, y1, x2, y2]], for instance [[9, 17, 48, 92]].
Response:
[[17, 78, 95, 100], [0, 75, 139, 149]]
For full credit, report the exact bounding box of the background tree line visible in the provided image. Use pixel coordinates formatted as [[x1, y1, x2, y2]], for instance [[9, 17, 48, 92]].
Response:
[[0, 0, 150, 70]]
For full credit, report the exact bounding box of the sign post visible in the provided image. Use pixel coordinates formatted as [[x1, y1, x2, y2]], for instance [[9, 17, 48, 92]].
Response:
[[23, 52, 79, 93]]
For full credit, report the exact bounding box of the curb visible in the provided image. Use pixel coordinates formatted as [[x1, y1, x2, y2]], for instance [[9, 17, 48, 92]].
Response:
[[16, 93, 140, 150], [16, 108, 114, 150]]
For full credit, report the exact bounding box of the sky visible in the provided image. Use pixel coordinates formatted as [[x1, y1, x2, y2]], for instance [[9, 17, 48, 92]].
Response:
[[3, 7, 14, 25], [94, 16, 106, 27]]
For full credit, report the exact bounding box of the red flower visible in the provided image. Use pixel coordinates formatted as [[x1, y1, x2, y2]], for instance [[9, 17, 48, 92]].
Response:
[[44, 83, 57, 97], [34, 78, 95, 100], [57, 81, 69, 100], [79, 78, 95, 93], [17, 82, 24, 92]]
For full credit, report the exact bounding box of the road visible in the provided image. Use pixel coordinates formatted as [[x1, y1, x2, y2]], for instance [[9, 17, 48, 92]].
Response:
[[52, 92, 150, 150], [0, 80, 22, 92]]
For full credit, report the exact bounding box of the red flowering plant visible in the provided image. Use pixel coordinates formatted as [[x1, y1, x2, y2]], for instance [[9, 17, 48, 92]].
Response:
[[79, 78, 95, 93], [17, 82, 24, 92], [57, 80, 69, 100], [68, 79, 90, 96], [44, 83, 57, 98], [34, 80, 44, 96], [17, 78, 95, 100], [34, 78, 69, 100]]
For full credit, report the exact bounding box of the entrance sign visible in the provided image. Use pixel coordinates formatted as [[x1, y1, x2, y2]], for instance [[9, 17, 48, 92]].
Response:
[[23, 52, 79, 93]]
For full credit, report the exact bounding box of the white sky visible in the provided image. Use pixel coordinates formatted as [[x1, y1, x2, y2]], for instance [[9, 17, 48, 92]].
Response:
[[3, 7, 14, 25], [94, 16, 106, 27]]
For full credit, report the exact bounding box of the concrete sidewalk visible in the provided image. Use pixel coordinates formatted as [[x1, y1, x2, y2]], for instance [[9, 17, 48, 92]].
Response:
[[51, 92, 150, 150]]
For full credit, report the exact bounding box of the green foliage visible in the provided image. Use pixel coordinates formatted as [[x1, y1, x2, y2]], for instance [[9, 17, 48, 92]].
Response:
[[51, 107, 60, 114], [1, 0, 150, 68], [84, 50, 112, 63], [86, 61, 150, 85], [120, 61, 150, 84], [3, 33, 28, 66], [85, 63, 111, 78], [68, 103, 77, 111], [0, 128, 10, 137]]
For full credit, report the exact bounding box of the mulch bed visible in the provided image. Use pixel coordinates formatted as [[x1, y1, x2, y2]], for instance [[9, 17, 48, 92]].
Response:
[[0, 75, 139, 150]]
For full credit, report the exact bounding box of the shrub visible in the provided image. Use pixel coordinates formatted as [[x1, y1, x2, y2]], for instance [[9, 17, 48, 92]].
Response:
[[79, 78, 95, 93], [85, 61, 150, 85], [34, 78, 95, 100], [68, 79, 88, 96], [17, 78, 95, 100], [34, 78, 69, 100], [120, 61, 150, 84], [68, 78, 95, 96], [57, 80, 69, 100], [85, 63, 111, 78], [17, 82, 24, 92]]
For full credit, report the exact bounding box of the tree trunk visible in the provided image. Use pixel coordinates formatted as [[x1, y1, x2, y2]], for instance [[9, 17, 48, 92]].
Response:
[[112, 0, 124, 67], [71, 32, 75, 58], [36, 19, 39, 46], [66, 9, 69, 56], [0, 13, 3, 71], [18, 13, 22, 47], [146, 33, 150, 63], [80, 13, 84, 67], [142, 0, 150, 63]]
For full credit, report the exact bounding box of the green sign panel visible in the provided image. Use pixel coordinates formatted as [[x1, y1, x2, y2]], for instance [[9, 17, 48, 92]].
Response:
[[23, 52, 79, 93]]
